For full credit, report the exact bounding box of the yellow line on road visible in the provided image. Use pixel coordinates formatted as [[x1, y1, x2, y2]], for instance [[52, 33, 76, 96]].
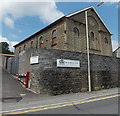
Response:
[[3, 94, 120, 115]]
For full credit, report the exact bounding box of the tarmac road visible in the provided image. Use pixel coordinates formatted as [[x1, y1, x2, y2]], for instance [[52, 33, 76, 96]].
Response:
[[4, 94, 119, 115], [29, 96, 119, 114]]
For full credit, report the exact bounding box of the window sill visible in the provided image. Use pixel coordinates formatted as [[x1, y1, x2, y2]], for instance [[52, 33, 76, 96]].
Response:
[[51, 43, 57, 47], [89, 49, 101, 52]]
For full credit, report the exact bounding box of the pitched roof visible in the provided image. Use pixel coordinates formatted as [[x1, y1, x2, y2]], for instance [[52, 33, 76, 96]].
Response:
[[14, 16, 66, 47], [14, 6, 112, 47]]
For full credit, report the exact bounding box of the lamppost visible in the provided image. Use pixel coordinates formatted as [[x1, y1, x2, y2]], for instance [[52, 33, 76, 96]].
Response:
[[85, 2, 104, 92]]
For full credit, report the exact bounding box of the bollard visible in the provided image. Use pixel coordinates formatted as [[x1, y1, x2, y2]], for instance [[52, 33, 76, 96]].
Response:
[[26, 72, 30, 88]]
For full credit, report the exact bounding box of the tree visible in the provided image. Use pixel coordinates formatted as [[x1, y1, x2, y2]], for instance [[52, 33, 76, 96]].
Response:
[[0, 42, 14, 54]]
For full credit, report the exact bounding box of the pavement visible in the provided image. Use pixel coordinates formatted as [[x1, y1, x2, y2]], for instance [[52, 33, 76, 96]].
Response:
[[1, 68, 119, 114]]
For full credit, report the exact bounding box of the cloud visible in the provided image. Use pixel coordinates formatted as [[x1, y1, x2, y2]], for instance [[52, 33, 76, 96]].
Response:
[[0, 35, 18, 52], [112, 40, 119, 51], [0, 1, 64, 28], [3, 17, 14, 28]]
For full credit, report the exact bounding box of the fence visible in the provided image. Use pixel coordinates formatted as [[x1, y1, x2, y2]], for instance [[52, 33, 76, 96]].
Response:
[[16, 72, 30, 88]]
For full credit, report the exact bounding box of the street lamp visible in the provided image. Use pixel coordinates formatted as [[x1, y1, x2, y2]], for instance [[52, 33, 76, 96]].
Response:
[[85, 2, 104, 92]]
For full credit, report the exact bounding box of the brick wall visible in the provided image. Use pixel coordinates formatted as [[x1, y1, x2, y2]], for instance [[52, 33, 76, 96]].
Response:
[[15, 9, 113, 57], [26, 48, 119, 95], [15, 20, 66, 55]]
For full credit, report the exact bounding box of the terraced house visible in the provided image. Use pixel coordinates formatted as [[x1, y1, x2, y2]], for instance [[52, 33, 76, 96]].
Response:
[[14, 6, 113, 56]]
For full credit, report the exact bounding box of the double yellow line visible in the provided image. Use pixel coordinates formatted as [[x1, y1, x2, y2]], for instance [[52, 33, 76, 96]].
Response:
[[3, 94, 120, 115]]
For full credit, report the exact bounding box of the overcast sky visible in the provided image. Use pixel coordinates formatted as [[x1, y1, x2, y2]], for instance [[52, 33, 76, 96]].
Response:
[[0, 0, 119, 52]]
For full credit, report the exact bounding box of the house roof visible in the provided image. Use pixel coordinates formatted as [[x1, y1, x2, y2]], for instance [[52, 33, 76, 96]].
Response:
[[14, 16, 66, 47], [14, 6, 112, 48]]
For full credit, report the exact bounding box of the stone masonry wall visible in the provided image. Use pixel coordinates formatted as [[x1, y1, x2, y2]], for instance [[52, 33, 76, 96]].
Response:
[[28, 48, 119, 95]]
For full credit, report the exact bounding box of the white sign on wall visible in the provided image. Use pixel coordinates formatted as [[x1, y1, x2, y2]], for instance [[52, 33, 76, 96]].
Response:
[[57, 59, 80, 68], [30, 56, 39, 64]]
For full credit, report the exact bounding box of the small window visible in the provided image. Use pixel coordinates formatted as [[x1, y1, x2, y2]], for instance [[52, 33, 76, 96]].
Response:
[[105, 37, 108, 44], [52, 30, 57, 45], [19, 47, 21, 53], [31, 41, 33, 48], [90, 32, 94, 41], [73, 27, 79, 36], [39, 36, 44, 48], [24, 45, 26, 50]]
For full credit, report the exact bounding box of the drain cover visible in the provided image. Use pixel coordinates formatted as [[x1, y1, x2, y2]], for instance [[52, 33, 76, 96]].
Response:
[[2, 97, 22, 103]]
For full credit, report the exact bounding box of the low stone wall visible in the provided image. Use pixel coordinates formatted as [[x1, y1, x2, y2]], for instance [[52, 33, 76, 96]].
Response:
[[28, 48, 119, 95]]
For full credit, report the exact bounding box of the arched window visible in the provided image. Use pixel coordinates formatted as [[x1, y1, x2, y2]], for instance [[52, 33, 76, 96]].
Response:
[[90, 32, 94, 41], [24, 45, 26, 50], [52, 30, 56, 38], [31, 41, 33, 48], [19, 47, 21, 53], [73, 27, 79, 36], [52, 30, 57, 45], [39, 36, 44, 48], [36, 39, 38, 48], [105, 37, 108, 44]]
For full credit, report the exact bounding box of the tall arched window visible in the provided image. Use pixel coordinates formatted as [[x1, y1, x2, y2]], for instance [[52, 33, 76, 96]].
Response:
[[39, 36, 44, 48], [52, 30, 56, 38], [90, 32, 94, 41], [36, 39, 38, 48], [52, 30, 57, 45], [73, 27, 79, 36], [19, 47, 21, 53], [31, 41, 33, 48], [105, 37, 108, 44], [24, 45, 26, 50]]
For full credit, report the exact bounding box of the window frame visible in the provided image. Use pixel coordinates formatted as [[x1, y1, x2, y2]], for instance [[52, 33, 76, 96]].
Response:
[[105, 37, 108, 44], [19, 47, 21, 53], [24, 44, 26, 50], [73, 27, 79, 36], [52, 30, 57, 46], [39, 36, 44, 48], [90, 32, 94, 41], [31, 41, 34, 48]]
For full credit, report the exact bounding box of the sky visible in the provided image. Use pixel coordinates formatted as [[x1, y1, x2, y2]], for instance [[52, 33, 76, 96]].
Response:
[[0, 0, 119, 52]]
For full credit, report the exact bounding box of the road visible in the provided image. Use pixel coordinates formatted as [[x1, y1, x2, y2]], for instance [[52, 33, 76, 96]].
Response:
[[5, 95, 119, 115]]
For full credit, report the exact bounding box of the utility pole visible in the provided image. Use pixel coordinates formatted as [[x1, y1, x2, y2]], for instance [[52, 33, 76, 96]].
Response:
[[85, 2, 104, 92]]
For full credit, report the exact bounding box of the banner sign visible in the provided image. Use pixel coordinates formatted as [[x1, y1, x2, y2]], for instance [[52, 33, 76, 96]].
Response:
[[30, 56, 39, 64], [57, 59, 80, 68]]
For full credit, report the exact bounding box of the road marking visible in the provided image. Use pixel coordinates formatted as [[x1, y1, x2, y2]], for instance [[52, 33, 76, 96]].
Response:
[[4, 94, 120, 115], [2, 92, 118, 114]]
